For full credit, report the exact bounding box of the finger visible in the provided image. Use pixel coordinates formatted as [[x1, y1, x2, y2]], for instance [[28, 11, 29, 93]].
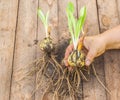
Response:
[[85, 49, 97, 66], [64, 59, 69, 66], [64, 44, 74, 67], [64, 44, 74, 59]]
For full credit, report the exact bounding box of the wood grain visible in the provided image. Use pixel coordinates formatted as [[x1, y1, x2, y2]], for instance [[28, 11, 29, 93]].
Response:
[[117, 0, 120, 20], [0, 0, 18, 100], [78, 0, 107, 100], [97, 0, 120, 100], [35, 0, 58, 100], [0, 0, 120, 100], [10, 0, 38, 100], [58, 0, 77, 38]]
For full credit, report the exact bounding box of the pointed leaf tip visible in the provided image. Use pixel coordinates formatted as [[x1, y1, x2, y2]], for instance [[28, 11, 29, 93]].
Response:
[[79, 6, 87, 17], [67, 2, 74, 13]]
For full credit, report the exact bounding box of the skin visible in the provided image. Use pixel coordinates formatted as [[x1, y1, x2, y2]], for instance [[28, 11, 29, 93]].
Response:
[[64, 25, 120, 67]]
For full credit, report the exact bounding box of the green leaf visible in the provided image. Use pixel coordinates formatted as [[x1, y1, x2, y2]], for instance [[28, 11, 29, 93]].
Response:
[[67, 2, 74, 13], [38, 9, 46, 26], [76, 6, 86, 40], [79, 6, 86, 28], [66, 3, 76, 49], [70, 12, 76, 35], [66, 2, 87, 50], [38, 8, 49, 37], [67, 2, 76, 35], [45, 11, 49, 25]]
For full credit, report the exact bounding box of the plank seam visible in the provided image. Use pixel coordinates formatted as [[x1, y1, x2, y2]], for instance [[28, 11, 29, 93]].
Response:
[[95, 0, 108, 99], [35, 0, 39, 100], [9, 0, 20, 100], [116, 0, 120, 23], [95, 0, 101, 33]]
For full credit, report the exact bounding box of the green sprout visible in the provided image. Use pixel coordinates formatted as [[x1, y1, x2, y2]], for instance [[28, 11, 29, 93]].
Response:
[[38, 9, 49, 37], [66, 2, 86, 50]]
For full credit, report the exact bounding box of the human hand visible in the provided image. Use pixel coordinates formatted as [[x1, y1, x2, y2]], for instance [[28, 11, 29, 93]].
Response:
[[64, 34, 106, 67]]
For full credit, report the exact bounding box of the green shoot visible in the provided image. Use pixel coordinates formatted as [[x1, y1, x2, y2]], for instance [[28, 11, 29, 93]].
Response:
[[66, 2, 86, 50], [38, 8, 49, 38]]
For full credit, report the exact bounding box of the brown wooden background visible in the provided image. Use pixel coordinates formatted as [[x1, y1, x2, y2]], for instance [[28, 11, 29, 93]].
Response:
[[0, 0, 120, 100]]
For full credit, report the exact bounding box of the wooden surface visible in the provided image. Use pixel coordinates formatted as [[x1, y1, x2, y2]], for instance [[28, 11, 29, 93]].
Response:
[[0, 0, 18, 100], [78, 1, 106, 100], [10, 0, 38, 100], [97, 0, 120, 100], [0, 0, 120, 100]]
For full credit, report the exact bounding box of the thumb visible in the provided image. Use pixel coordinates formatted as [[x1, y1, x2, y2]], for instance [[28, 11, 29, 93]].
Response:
[[85, 49, 97, 66]]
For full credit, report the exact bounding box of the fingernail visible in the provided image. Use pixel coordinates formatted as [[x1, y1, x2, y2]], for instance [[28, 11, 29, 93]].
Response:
[[85, 59, 91, 66]]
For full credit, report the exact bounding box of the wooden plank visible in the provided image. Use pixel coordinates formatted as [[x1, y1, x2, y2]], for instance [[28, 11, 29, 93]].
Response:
[[97, 0, 120, 100], [10, 0, 38, 100], [58, 0, 77, 40], [78, 0, 107, 100], [0, 0, 18, 100], [35, 0, 58, 100], [117, 0, 120, 19]]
